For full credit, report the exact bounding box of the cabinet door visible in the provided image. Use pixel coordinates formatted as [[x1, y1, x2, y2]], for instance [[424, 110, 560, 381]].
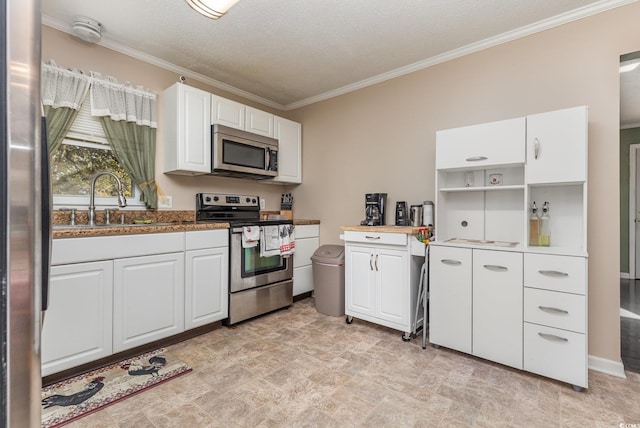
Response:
[[526, 106, 587, 184], [293, 235, 319, 296], [211, 94, 245, 130], [42, 261, 113, 376], [472, 249, 523, 369], [271, 116, 302, 184], [428, 245, 472, 353], [376, 247, 409, 326], [185, 248, 228, 329], [345, 245, 375, 317], [436, 117, 525, 170], [245, 106, 274, 137], [113, 253, 184, 352]]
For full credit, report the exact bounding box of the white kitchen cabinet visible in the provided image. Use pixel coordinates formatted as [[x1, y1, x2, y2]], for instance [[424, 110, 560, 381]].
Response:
[[245, 106, 274, 137], [431, 105, 588, 390], [435, 117, 525, 170], [526, 106, 587, 184], [292, 224, 319, 296], [163, 83, 211, 175], [472, 249, 523, 369], [185, 230, 229, 329], [211, 94, 245, 130], [42, 261, 113, 376], [270, 116, 302, 184], [428, 245, 472, 354], [113, 252, 185, 353], [211, 94, 275, 137], [344, 231, 422, 337]]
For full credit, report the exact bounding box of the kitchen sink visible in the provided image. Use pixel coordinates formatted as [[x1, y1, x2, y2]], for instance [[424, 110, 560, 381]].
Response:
[[53, 222, 176, 230]]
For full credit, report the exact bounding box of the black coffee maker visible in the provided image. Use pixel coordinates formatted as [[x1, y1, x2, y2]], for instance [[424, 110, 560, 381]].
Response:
[[360, 193, 387, 226]]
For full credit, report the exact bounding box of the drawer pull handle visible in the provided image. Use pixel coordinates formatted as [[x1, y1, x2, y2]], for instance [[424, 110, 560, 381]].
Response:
[[365, 235, 381, 240], [483, 264, 508, 272], [538, 332, 568, 342], [538, 270, 568, 277], [466, 156, 488, 162], [534, 137, 540, 160], [538, 306, 569, 315], [441, 259, 462, 266]]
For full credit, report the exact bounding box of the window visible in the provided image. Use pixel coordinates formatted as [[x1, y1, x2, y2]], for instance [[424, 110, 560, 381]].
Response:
[[51, 97, 144, 208]]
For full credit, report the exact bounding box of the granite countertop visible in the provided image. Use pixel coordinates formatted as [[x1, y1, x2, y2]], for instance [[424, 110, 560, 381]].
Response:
[[341, 225, 426, 234], [53, 221, 229, 239], [294, 219, 320, 225]]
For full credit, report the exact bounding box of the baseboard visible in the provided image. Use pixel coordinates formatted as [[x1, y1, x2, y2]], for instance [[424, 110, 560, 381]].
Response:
[[588, 355, 627, 379], [620, 272, 631, 279]]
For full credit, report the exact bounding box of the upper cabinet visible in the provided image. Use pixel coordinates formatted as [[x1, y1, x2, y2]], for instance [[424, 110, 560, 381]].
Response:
[[526, 106, 587, 184], [211, 95, 274, 137], [436, 117, 525, 170], [163, 83, 211, 175], [270, 116, 302, 184]]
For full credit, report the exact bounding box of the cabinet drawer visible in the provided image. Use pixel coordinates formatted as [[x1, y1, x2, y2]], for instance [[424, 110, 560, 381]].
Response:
[[524, 323, 587, 388], [524, 253, 586, 294], [524, 288, 585, 333], [436, 117, 525, 170], [185, 229, 228, 250], [343, 231, 407, 246], [295, 224, 319, 239]]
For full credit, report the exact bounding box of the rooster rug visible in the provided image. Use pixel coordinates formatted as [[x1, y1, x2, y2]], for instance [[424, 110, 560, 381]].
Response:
[[41, 348, 191, 428]]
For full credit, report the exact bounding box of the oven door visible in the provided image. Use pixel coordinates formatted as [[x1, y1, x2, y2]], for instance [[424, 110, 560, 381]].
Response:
[[229, 228, 293, 292]]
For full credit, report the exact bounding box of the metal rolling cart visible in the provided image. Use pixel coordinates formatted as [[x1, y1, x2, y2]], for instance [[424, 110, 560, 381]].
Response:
[[411, 232, 430, 349]]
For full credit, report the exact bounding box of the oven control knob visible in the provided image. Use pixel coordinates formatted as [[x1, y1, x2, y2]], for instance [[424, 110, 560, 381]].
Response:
[[213, 196, 219, 202], [252, 198, 257, 204], [205, 196, 211, 202], [246, 197, 251, 203]]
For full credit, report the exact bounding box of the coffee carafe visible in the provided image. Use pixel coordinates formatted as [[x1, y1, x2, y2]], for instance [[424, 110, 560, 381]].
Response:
[[410, 205, 423, 227], [360, 193, 387, 226]]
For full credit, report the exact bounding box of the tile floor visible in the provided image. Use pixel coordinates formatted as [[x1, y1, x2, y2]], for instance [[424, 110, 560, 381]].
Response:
[[66, 298, 640, 428]]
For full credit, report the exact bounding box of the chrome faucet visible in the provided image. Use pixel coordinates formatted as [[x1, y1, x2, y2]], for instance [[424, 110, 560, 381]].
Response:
[[88, 172, 127, 226]]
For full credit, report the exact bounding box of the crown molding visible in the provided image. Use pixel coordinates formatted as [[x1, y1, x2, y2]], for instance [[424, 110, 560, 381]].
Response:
[[42, 0, 637, 112]]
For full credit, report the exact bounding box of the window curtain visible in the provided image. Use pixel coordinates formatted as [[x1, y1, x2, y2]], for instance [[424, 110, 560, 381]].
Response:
[[41, 61, 90, 154], [90, 73, 159, 209]]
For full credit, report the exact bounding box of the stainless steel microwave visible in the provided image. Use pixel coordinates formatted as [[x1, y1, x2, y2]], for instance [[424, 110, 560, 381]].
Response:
[[211, 124, 278, 179]]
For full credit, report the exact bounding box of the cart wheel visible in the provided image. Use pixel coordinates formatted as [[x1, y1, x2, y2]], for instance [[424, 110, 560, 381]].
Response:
[[345, 316, 353, 324], [402, 333, 411, 342], [572, 385, 583, 392]]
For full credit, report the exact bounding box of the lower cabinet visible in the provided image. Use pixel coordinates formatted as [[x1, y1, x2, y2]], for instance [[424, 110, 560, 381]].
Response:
[[44, 230, 229, 375], [344, 231, 422, 336], [113, 253, 185, 353], [42, 261, 113, 376], [429, 243, 587, 389], [293, 224, 319, 296]]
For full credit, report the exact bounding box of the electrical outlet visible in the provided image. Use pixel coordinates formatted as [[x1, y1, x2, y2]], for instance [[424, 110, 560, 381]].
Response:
[[158, 195, 172, 208], [260, 198, 266, 210]]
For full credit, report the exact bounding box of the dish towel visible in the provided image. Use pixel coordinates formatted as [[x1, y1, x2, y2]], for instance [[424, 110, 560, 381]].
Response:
[[242, 226, 260, 248], [260, 226, 281, 257], [279, 224, 295, 257]]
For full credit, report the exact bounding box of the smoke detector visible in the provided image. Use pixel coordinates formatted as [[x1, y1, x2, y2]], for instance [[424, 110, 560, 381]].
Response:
[[72, 16, 102, 43]]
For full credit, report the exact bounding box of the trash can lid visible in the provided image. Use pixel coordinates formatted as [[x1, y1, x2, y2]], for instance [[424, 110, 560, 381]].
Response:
[[311, 245, 345, 264]]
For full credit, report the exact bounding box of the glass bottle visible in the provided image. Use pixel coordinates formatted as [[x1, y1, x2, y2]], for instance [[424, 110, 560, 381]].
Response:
[[539, 201, 550, 247], [529, 201, 540, 246]]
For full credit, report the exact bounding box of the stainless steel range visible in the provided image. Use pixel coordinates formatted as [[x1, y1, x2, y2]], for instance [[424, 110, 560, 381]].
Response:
[[196, 193, 293, 324]]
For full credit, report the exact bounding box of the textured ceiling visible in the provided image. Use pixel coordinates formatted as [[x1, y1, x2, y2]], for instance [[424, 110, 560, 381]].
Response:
[[42, 0, 636, 113]]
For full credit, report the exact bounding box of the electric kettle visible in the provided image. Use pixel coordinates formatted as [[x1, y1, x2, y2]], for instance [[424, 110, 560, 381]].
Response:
[[410, 205, 423, 227]]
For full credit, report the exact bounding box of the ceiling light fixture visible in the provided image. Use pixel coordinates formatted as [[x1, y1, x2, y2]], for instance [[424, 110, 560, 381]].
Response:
[[620, 60, 640, 73], [71, 15, 102, 43], [184, 0, 240, 19]]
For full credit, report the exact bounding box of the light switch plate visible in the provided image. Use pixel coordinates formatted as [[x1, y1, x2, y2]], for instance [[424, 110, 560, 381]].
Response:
[[260, 198, 265, 209], [158, 195, 172, 208]]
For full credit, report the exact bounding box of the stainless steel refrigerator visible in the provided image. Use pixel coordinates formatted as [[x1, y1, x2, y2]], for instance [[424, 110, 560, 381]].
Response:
[[1, 0, 48, 426]]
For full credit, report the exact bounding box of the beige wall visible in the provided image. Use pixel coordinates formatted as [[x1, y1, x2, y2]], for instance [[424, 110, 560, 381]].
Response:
[[42, 26, 293, 212], [286, 3, 640, 363], [42, 1, 640, 364]]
